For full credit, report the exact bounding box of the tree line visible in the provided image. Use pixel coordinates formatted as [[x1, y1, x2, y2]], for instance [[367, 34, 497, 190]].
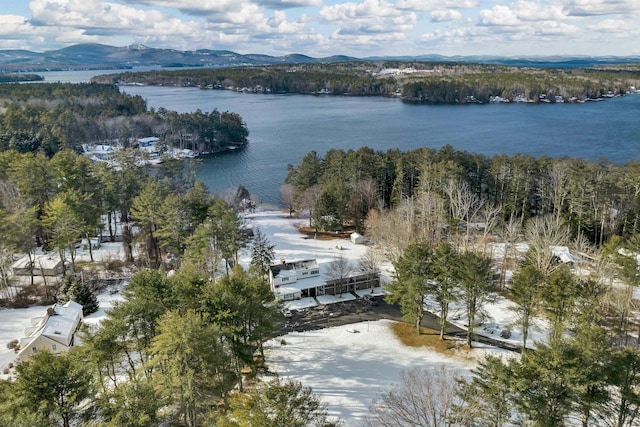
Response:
[[0, 82, 248, 156], [284, 146, 640, 246], [91, 61, 640, 103], [0, 73, 43, 83]]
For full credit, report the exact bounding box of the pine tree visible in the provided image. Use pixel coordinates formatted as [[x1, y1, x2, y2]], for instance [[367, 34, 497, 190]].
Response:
[[58, 276, 99, 316], [250, 227, 275, 279]]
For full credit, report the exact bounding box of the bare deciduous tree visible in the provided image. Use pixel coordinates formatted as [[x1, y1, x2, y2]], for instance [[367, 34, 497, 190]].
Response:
[[326, 253, 354, 297], [414, 188, 447, 246], [358, 247, 383, 293], [365, 366, 463, 427], [280, 183, 295, 217], [497, 215, 523, 290], [366, 206, 413, 265], [444, 179, 483, 250], [524, 215, 571, 276], [478, 202, 502, 251], [297, 184, 322, 228]]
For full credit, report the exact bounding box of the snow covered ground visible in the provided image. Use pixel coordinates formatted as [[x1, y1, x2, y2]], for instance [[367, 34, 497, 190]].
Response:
[[1, 208, 540, 423], [265, 319, 510, 426], [240, 210, 547, 348], [0, 240, 127, 378]]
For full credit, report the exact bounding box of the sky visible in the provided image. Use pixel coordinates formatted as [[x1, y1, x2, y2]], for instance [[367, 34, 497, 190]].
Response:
[[0, 0, 638, 59], [0, 0, 640, 58]]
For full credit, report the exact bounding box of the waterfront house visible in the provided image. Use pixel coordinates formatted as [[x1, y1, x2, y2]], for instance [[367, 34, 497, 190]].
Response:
[[269, 258, 380, 301]]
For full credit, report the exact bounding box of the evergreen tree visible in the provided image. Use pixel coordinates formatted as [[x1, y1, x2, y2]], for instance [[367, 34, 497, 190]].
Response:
[[13, 350, 93, 427], [509, 264, 544, 354], [249, 227, 275, 279], [386, 243, 434, 334], [431, 242, 459, 340], [457, 251, 494, 347], [58, 275, 99, 316], [219, 378, 334, 427], [149, 310, 233, 427]]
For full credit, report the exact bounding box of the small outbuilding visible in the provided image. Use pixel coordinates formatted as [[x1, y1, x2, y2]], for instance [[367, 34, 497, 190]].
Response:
[[350, 232, 364, 245], [12, 254, 66, 277]]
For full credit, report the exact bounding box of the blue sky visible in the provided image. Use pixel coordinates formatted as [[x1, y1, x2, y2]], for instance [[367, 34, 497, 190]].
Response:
[[0, 0, 638, 57]]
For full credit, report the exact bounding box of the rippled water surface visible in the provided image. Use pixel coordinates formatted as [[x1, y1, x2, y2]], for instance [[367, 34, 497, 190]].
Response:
[[40, 70, 639, 205], [120, 85, 640, 205]]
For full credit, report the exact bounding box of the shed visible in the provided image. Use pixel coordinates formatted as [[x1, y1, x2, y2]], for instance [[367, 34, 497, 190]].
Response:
[[550, 246, 576, 264], [350, 232, 364, 245]]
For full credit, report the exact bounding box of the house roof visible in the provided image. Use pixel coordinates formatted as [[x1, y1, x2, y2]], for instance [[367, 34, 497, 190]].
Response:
[[270, 259, 319, 278], [18, 300, 84, 353]]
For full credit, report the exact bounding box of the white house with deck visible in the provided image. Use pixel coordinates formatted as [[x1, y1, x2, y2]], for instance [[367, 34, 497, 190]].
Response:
[[269, 258, 380, 301]]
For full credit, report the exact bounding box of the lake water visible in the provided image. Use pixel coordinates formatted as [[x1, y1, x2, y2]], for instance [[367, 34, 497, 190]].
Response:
[[39, 69, 640, 206]]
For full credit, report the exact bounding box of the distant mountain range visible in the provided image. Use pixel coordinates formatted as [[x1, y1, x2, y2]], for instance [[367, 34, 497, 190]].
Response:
[[0, 43, 639, 73]]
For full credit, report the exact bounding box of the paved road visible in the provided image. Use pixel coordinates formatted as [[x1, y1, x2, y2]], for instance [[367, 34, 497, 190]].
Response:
[[277, 294, 520, 353]]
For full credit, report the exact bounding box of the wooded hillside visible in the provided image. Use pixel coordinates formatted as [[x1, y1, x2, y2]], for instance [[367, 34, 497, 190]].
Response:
[[92, 62, 640, 103]]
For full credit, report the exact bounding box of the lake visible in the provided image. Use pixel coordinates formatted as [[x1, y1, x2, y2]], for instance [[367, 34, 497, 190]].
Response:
[[39, 70, 640, 206]]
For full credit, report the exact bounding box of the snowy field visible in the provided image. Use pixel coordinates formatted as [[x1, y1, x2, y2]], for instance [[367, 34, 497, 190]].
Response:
[[238, 211, 378, 271], [265, 319, 510, 425]]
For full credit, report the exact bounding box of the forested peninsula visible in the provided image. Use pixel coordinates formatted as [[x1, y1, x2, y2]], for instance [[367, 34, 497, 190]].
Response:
[[0, 82, 248, 156], [92, 61, 640, 104], [0, 73, 43, 83]]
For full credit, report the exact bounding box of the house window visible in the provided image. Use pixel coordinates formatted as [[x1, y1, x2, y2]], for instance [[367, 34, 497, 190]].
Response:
[[52, 344, 57, 351], [281, 277, 289, 282], [32, 347, 37, 353], [302, 272, 308, 276], [311, 270, 319, 275]]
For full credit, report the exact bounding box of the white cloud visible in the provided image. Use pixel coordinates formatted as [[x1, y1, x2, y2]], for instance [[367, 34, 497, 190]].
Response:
[[587, 18, 638, 32], [397, 0, 478, 11], [431, 9, 463, 22], [478, 5, 520, 26], [116, 0, 241, 15], [533, 20, 580, 36], [255, 0, 324, 8], [29, 0, 167, 30], [0, 14, 33, 35], [510, 1, 567, 21], [320, 0, 417, 35], [562, 0, 640, 16]]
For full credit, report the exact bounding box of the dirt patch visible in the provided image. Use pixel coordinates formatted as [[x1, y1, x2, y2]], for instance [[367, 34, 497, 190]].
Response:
[[390, 322, 466, 356]]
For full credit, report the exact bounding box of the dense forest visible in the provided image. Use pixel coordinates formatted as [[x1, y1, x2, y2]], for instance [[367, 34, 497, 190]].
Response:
[[92, 61, 640, 104], [0, 82, 248, 156], [0, 73, 43, 83], [284, 145, 640, 246]]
